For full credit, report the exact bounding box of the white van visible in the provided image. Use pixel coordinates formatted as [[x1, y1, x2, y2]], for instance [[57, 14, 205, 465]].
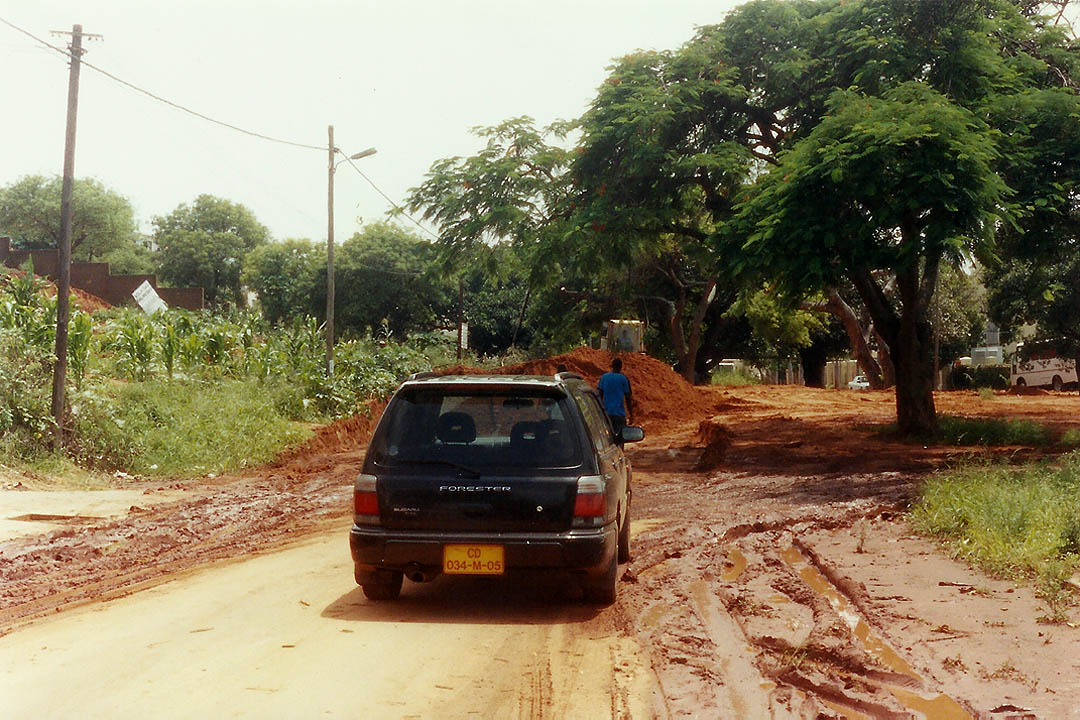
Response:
[[1010, 343, 1077, 390]]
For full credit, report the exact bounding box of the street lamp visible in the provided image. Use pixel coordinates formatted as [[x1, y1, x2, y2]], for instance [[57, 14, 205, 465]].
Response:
[[327, 123, 376, 376]]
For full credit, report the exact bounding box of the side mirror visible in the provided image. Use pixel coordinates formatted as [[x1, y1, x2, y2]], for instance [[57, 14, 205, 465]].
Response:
[[620, 426, 645, 443]]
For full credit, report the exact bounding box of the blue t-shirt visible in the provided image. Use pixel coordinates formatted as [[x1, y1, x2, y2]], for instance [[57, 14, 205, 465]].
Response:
[[597, 371, 631, 417]]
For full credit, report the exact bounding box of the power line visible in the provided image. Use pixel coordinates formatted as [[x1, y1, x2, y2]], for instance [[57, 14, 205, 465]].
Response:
[[341, 154, 440, 241], [2, 14, 441, 240], [0, 15, 323, 152]]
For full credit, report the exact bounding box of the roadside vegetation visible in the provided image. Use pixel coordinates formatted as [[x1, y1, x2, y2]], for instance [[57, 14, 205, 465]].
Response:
[[876, 415, 1079, 447], [912, 453, 1080, 621], [710, 367, 761, 386], [0, 269, 442, 481]]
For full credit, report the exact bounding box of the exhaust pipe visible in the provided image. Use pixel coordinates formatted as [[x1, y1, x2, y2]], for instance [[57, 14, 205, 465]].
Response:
[[405, 563, 433, 583]]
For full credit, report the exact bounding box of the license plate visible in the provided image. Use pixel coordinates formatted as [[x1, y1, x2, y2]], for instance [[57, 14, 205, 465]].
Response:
[[443, 544, 505, 575]]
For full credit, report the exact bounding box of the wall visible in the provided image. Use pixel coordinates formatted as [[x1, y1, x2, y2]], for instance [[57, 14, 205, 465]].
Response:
[[0, 236, 203, 311]]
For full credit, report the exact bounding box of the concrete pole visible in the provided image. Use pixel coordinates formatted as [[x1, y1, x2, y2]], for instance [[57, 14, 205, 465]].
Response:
[[51, 24, 85, 444], [326, 125, 335, 376]]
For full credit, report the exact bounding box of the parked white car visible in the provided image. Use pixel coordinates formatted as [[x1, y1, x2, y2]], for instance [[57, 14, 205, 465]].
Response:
[[847, 375, 870, 390]]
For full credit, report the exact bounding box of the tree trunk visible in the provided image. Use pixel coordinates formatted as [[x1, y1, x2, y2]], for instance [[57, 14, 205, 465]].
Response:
[[891, 320, 937, 435], [682, 279, 716, 384], [798, 340, 828, 388], [851, 260, 937, 436], [872, 326, 896, 387], [812, 289, 886, 388]]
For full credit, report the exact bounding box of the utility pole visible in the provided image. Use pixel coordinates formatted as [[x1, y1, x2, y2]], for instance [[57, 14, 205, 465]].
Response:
[[326, 125, 336, 376], [50, 24, 98, 445], [325, 133, 376, 375], [457, 278, 464, 362]]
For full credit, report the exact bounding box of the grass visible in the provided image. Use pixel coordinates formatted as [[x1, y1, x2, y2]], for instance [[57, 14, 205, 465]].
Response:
[[911, 452, 1080, 621], [71, 377, 312, 477], [874, 415, 1057, 446], [935, 415, 1052, 446], [710, 367, 761, 386], [0, 454, 117, 490]]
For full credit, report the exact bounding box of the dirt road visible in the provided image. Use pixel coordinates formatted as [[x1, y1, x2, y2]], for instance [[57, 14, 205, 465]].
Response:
[[3, 355, 1080, 718], [0, 531, 659, 719]]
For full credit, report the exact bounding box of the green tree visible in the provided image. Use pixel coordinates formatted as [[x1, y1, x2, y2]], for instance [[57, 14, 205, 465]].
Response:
[[637, 0, 1073, 433], [569, 41, 757, 381], [736, 84, 1007, 433], [929, 265, 987, 372], [153, 195, 270, 307], [405, 118, 582, 349], [243, 239, 322, 325], [0, 175, 139, 262], [335, 222, 453, 339], [987, 84, 1080, 384]]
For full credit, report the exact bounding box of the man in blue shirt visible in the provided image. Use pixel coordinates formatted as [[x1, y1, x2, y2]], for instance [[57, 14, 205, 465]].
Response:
[[597, 357, 633, 436]]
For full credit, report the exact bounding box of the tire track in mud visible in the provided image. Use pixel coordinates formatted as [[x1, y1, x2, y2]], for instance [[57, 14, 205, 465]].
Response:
[[718, 528, 974, 718], [627, 514, 979, 718]]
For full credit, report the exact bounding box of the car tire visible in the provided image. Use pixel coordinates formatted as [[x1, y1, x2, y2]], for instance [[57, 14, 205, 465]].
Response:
[[583, 552, 618, 606], [1052, 375, 1063, 392], [1016, 377, 1026, 387], [361, 570, 403, 602], [617, 513, 631, 564]]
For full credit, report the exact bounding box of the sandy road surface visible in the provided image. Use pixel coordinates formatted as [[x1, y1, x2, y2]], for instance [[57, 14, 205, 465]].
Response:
[[0, 531, 660, 719]]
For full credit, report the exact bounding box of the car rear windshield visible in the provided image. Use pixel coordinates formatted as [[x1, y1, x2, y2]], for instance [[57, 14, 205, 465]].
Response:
[[370, 387, 585, 471]]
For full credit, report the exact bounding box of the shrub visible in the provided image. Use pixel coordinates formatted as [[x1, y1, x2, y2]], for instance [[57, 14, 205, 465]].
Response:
[[876, 415, 1053, 446], [70, 378, 310, 476], [936, 415, 1051, 446], [949, 364, 1009, 390], [711, 367, 761, 386], [0, 328, 55, 455]]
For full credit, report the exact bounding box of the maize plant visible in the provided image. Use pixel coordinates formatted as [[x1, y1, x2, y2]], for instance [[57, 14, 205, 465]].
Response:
[[156, 316, 180, 379], [68, 311, 94, 390], [179, 332, 204, 370], [109, 313, 155, 381]]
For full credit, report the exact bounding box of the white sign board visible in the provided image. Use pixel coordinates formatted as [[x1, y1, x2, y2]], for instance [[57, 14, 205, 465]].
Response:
[[132, 280, 168, 315]]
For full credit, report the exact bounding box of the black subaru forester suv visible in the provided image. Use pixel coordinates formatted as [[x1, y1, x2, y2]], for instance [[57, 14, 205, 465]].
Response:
[[349, 372, 643, 605]]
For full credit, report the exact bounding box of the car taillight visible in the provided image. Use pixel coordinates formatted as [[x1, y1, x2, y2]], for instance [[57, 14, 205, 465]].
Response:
[[354, 473, 380, 525], [573, 475, 606, 527]]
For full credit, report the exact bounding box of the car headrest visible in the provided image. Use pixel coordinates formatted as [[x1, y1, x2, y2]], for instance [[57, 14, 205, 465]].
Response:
[[510, 421, 548, 448], [436, 412, 476, 444]]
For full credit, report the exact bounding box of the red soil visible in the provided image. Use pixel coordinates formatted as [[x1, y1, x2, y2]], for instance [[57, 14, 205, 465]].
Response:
[[439, 347, 717, 435], [3, 268, 112, 313]]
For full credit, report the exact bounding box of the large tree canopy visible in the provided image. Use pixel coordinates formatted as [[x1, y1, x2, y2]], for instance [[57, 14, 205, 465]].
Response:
[[243, 239, 322, 325], [986, 83, 1080, 381], [153, 194, 270, 308], [734, 83, 1008, 431], [0, 175, 139, 264], [668, 0, 1076, 433], [407, 0, 1080, 433], [335, 222, 453, 340]]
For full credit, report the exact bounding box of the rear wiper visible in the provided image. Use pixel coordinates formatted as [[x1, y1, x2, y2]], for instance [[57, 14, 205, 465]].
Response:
[[391, 457, 481, 478]]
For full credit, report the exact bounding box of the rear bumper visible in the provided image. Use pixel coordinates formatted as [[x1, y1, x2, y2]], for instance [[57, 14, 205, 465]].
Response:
[[349, 523, 617, 577]]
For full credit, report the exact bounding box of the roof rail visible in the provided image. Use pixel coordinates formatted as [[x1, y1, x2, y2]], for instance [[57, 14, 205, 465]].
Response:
[[406, 371, 438, 381], [555, 371, 583, 381]]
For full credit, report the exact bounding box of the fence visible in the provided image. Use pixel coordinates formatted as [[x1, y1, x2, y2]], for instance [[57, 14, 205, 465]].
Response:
[[0, 236, 203, 310]]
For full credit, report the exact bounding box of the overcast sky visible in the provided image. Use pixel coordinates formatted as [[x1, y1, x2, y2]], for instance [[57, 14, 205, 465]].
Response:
[[0, 0, 742, 242]]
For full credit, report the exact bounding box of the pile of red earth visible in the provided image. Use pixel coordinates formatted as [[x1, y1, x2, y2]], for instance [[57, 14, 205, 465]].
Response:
[[269, 399, 387, 465], [3, 268, 113, 313], [439, 346, 715, 434], [693, 416, 734, 470]]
